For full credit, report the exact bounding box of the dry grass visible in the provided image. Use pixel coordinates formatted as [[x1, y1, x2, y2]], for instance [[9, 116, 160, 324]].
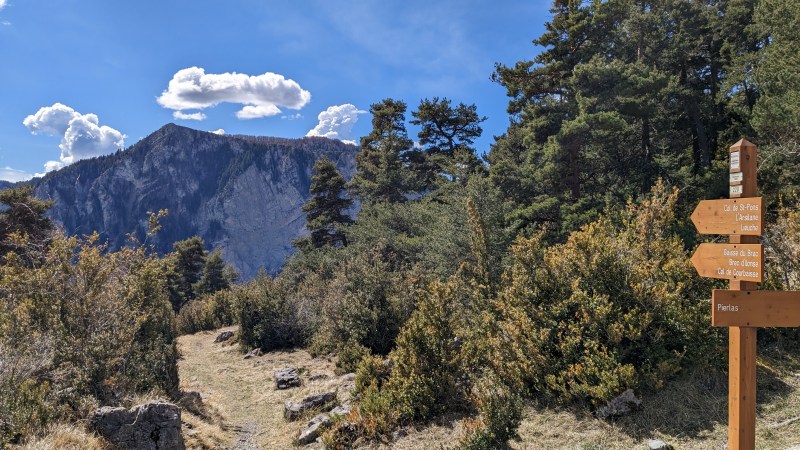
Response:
[[18, 423, 108, 450], [179, 328, 800, 449]]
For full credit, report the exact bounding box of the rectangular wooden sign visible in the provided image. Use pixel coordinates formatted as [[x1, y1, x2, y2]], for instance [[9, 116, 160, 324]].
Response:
[[691, 243, 762, 282], [691, 197, 763, 236], [712, 290, 800, 327]]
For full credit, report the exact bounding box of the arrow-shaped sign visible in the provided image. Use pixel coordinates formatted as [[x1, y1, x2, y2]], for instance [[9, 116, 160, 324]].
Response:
[[691, 243, 762, 282], [691, 197, 763, 236], [712, 290, 800, 327]]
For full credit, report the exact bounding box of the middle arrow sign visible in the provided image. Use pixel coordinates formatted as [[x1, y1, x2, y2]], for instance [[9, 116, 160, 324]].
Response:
[[691, 243, 763, 282]]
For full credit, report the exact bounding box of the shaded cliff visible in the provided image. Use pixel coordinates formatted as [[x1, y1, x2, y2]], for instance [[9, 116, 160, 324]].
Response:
[[33, 124, 357, 278]]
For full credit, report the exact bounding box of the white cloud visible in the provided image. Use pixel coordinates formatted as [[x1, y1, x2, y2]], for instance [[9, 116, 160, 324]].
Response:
[[306, 104, 365, 145], [0, 166, 33, 183], [0, 0, 6, 11], [157, 67, 311, 119], [236, 104, 280, 119], [23, 103, 126, 172], [173, 111, 207, 121], [210, 129, 225, 135], [281, 113, 303, 121]]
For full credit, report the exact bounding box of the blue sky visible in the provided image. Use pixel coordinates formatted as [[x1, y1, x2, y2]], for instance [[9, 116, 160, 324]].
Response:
[[0, 0, 550, 181]]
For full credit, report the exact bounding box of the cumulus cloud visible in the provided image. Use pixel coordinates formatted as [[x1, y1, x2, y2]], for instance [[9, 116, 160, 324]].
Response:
[[0, 166, 33, 183], [306, 104, 365, 145], [210, 129, 225, 135], [0, 0, 6, 11], [173, 111, 207, 121], [157, 67, 311, 120], [23, 103, 126, 171], [281, 113, 303, 120]]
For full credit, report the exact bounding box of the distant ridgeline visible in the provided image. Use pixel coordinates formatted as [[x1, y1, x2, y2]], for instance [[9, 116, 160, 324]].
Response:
[[29, 124, 358, 279]]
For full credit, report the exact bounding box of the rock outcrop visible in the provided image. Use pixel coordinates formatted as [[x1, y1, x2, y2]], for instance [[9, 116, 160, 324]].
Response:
[[33, 124, 358, 279], [89, 401, 184, 450]]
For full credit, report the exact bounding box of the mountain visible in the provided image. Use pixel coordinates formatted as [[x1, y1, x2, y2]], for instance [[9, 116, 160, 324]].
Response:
[[0, 181, 11, 190], [32, 124, 358, 278]]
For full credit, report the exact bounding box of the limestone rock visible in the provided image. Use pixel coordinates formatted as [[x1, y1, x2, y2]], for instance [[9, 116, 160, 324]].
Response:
[[244, 348, 263, 359], [89, 402, 184, 450], [275, 368, 302, 389], [284, 392, 337, 421], [214, 330, 234, 343], [596, 389, 641, 419], [297, 413, 332, 445], [648, 439, 673, 450]]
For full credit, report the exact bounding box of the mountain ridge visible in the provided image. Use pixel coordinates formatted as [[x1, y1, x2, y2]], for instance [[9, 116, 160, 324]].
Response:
[[30, 123, 358, 278]]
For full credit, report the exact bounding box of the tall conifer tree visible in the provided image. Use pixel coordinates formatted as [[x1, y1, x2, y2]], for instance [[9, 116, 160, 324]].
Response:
[[295, 156, 353, 252]]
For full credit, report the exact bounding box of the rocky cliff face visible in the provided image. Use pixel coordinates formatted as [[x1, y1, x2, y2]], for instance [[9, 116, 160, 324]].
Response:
[[33, 124, 357, 278]]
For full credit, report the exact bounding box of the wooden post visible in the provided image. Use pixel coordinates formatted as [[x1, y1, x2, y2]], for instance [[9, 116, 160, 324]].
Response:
[[728, 139, 758, 450]]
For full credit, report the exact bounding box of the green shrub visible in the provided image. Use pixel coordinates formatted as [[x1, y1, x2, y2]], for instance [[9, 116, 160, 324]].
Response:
[[308, 245, 410, 356], [456, 377, 523, 450], [335, 341, 372, 375], [487, 181, 719, 406], [0, 232, 180, 444], [176, 289, 237, 335], [236, 273, 308, 351]]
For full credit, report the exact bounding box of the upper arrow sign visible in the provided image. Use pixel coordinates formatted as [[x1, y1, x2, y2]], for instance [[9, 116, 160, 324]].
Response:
[[691, 197, 763, 236]]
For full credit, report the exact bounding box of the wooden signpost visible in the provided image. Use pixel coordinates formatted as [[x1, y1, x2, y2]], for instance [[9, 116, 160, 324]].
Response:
[[689, 139, 800, 450]]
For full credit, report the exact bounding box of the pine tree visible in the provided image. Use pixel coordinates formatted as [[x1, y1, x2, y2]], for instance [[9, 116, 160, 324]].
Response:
[[195, 248, 231, 295], [294, 156, 353, 252], [409, 97, 486, 184], [349, 99, 414, 203], [167, 236, 207, 310]]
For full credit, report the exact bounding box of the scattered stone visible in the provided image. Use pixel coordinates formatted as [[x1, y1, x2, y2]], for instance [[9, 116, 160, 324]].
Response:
[[596, 389, 641, 419], [308, 374, 329, 382], [214, 330, 235, 343], [90, 401, 185, 450], [648, 439, 673, 450], [329, 405, 351, 417], [339, 372, 356, 382], [243, 348, 263, 359], [183, 391, 202, 401], [336, 378, 356, 405], [284, 392, 337, 421], [275, 368, 302, 389], [392, 428, 408, 440], [297, 413, 333, 445]]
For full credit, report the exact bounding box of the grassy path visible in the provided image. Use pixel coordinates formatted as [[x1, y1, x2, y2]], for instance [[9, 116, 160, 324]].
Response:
[[178, 327, 338, 449]]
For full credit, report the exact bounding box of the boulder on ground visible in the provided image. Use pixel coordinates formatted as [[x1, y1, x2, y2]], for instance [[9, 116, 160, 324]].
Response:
[[296, 404, 353, 445], [596, 389, 641, 419], [244, 348, 263, 359], [648, 439, 673, 450], [297, 413, 332, 445], [275, 367, 302, 389], [284, 392, 337, 421], [214, 330, 235, 343], [89, 401, 185, 450]]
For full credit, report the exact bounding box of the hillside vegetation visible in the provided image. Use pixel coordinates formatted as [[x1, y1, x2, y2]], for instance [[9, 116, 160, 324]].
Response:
[[2, 0, 800, 448]]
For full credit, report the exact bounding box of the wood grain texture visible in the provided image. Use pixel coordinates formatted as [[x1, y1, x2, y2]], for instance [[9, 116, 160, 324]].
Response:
[[712, 290, 800, 327], [691, 197, 763, 236]]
